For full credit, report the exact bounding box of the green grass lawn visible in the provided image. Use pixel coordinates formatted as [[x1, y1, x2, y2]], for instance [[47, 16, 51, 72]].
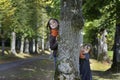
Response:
[[108, 51, 113, 60]]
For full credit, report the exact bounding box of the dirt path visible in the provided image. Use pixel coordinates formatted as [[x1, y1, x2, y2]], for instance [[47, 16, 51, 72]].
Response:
[[0, 55, 55, 80], [0, 55, 120, 80]]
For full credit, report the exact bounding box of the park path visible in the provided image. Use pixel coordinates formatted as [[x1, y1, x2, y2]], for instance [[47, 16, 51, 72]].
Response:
[[0, 54, 120, 80], [0, 54, 55, 80]]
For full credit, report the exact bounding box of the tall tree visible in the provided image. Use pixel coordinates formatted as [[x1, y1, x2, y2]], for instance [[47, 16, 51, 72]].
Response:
[[0, 0, 15, 54], [83, 0, 116, 51], [109, 0, 120, 72], [55, 0, 84, 79], [110, 24, 120, 72]]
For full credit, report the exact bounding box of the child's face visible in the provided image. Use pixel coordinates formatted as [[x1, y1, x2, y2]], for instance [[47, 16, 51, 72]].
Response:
[[49, 19, 58, 29], [83, 45, 91, 53]]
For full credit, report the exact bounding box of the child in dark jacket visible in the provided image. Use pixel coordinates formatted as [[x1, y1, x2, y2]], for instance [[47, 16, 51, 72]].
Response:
[[79, 44, 92, 80], [47, 18, 59, 68]]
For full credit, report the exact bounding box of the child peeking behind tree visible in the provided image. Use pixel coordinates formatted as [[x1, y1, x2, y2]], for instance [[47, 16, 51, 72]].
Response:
[[79, 44, 92, 80], [47, 18, 59, 69]]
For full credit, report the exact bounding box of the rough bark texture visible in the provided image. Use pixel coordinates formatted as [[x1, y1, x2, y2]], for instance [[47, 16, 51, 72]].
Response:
[[55, 0, 84, 80]]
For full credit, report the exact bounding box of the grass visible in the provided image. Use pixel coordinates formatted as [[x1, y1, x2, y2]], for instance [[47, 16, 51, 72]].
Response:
[[90, 51, 118, 80], [91, 51, 113, 71], [108, 51, 113, 60]]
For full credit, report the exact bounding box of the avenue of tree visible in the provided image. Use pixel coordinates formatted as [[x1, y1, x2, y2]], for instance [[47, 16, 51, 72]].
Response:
[[0, 0, 120, 79]]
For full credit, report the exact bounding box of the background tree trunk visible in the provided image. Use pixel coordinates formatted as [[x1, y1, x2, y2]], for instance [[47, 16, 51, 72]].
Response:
[[24, 38, 29, 53], [55, 0, 84, 79], [110, 24, 120, 72], [29, 38, 33, 54], [1, 39, 5, 55], [11, 32, 16, 54], [20, 37, 24, 53], [34, 39, 38, 54]]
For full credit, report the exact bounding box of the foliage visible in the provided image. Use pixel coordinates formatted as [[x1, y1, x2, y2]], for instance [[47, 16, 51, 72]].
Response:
[[0, 0, 51, 41], [45, 0, 60, 19], [83, 0, 116, 50]]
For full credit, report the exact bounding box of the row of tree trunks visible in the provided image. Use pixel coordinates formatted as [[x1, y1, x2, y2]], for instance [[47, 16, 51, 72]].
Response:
[[1, 31, 45, 55]]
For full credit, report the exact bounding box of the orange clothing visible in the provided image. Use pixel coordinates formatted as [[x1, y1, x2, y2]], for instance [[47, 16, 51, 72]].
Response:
[[51, 29, 58, 37], [80, 50, 85, 59]]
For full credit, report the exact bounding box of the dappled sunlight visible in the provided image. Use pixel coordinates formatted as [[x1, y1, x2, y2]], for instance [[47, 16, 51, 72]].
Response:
[[44, 50, 51, 54], [90, 59, 111, 71], [38, 49, 51, 54], [22, 68, 36, 72], [15, 53, 32, 59]]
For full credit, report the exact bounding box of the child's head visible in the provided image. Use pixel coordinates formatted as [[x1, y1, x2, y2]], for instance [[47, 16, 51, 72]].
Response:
[[47, 18, 59, 30], [83, 44, 92, 54]]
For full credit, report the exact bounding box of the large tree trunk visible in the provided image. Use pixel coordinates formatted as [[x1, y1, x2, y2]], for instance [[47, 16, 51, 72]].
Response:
[[11, 32, 16, 54], [55, 0, 84, 80], [110, 24, 120, 72]]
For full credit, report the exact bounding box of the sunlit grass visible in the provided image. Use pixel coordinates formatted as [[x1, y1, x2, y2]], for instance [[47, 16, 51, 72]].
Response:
[[90, 59, 111, 71], [91, 51, 113, 71], [15, 53, 32, 59], [108, 51, 113, 60]]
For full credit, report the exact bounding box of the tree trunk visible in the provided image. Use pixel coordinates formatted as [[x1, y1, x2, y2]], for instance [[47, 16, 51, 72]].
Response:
[[55, 0, 84, 80], [1, 39, 5, 55], [37, 38, 41, 53], [34, 39, 38, 54], [20, 37, 24, 53], [42, 38, 44, 51], [16, 37, 21, 53], [11, 32, 16, 54], [29, 38, 33, 54], [97, 29, 108, 61], [33, 39, 35, 53], [110, 24, 120, 72], [24, 38, 29, 53]]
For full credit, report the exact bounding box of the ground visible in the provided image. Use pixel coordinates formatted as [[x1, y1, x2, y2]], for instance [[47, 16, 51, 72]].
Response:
[[0, 53, 120, 80]]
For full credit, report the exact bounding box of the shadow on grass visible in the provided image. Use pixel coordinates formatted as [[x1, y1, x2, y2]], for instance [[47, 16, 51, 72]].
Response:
[[92, 69, 120, 80]]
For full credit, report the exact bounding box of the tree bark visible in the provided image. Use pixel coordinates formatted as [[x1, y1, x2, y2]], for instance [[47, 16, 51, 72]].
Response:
[[97, 29, 108, 61], [11, 32, 16, 54], [1, 39, 5, 55], [55, 0, 84, 80], [34, 39, 38, 54], [42, 37, 44, 51], [20, 37, 24, 53], [110, 24, 120, 72], [29, 38, 33, 54], [33, 39, 35, 53], [24, 38, 29, 53]]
